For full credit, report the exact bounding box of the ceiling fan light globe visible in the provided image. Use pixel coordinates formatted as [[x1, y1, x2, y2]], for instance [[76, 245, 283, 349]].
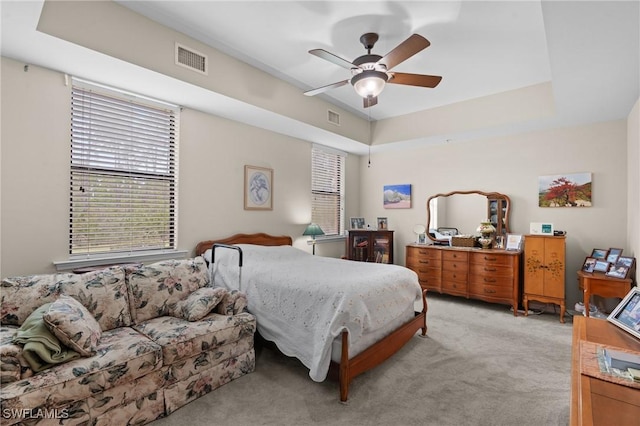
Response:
[[351, 70, 388, 98]]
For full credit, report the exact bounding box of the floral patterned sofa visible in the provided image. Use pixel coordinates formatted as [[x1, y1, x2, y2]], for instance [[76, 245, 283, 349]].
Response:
[[0, 257, 256, 425]]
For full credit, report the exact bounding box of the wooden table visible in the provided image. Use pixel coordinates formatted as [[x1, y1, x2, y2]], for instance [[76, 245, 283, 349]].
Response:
[[570, 316, 640, 425], [576, 271, 633, 317]]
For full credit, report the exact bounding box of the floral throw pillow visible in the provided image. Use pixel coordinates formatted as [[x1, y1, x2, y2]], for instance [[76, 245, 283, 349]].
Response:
[[172, 287, 228, 321], [215, 290, 248, 316], [43, 295, 102, 357]]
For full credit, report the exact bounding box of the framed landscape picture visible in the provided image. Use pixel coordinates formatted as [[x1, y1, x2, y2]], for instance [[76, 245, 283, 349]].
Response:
[[383, 184, 411, 209], [606, 248, 623, 264], [593, 260, 610, 273], [538, 172, 592, 207], [590, 248, 608, 260]]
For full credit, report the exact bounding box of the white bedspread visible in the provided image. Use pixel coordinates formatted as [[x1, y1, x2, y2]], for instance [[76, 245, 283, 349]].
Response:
[[207, 244, 421, 382]]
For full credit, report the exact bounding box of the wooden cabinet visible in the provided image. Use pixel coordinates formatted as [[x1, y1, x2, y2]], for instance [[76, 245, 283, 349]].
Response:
[[406, 244, 521, 314], [523, 235, 566, 322], [346, 230, 394, 263]]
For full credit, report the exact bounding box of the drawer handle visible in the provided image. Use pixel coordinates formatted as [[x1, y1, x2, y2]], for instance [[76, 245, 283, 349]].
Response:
[[419, 250, 428, 254], [484, 256, 497, 261], [484, 278, 496, 283], [484, 267, 497, 272], [484, 288, 496, 294], [453, 264, 457, 268], [419, 260, 431, 264]]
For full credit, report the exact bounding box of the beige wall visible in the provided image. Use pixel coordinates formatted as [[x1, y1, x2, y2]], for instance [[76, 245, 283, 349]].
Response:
[[1, 55, 637, 307], [627, 99, 639, 284], [359, 119, 630, 307], [0, 57, 358, 276]]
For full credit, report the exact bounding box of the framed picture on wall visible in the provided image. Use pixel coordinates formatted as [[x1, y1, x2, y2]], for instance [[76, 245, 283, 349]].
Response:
[[244, 165, 273, 210]]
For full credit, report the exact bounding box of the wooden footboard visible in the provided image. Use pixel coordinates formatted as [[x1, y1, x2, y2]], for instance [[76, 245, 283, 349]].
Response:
[[333, 288, 428, 402]]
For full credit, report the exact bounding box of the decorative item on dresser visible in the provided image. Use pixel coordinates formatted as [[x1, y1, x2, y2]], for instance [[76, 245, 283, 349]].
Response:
[[405, 244, 521, 315], [476, 220, 497, 249], [523, 234, 566, 323], [346, 229, 394, 263]]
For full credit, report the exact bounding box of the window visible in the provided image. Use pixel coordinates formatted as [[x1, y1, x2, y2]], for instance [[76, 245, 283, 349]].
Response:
[[69, 80, 178, 257], [311, 145, 345, 236]]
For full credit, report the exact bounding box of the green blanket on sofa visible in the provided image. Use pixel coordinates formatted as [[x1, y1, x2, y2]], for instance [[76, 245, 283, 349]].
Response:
[[12, 303, 80, 372]]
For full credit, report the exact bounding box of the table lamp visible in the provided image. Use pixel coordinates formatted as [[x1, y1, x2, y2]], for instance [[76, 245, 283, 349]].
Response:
[[303, 223, 324, 255]]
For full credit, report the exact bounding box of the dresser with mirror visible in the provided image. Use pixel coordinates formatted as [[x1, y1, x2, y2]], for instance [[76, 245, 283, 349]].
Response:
[[406, 190, 522, 315]]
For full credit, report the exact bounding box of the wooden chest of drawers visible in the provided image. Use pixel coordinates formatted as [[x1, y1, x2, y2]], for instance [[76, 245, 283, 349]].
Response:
[[406, 244, 522, 314]]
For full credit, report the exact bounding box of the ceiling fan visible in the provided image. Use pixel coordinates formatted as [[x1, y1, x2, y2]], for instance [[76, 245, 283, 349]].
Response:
[[304, 32, 442, 108]]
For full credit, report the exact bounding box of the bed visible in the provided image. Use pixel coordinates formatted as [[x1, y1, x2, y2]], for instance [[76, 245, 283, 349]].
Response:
[[195, 233, 428, 401]]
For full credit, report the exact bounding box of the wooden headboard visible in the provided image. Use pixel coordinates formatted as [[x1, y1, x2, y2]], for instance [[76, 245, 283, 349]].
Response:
[[195, 233, 293, 256]]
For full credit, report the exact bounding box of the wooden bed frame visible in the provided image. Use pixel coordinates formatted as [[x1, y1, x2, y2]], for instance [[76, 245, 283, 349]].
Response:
[[195, 232, 428, 402]]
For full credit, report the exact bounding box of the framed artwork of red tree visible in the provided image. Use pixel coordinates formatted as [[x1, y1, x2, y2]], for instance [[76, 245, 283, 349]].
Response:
[[538, 172, 592, 207]]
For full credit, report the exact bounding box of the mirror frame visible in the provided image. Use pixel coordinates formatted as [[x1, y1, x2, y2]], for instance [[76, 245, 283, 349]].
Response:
[[426, 190, 511, 242]]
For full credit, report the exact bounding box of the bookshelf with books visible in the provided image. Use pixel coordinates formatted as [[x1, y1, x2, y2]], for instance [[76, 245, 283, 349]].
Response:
[[346, 230, 394, 264]]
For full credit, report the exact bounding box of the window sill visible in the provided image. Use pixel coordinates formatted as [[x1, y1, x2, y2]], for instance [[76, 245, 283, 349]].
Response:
[[305, 235, 346, 245], [53, 250, 189, 272]]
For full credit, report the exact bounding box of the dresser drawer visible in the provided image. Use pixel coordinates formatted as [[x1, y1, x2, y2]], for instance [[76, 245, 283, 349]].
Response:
[[442, 279, 468, 295], [469, 280, 513, 299], [442, 269, 468, 283], [469, 263, 513, 278], [470, 252, 514, 266], [418, 274, 441, 291], [442, 260, 468, 274], [407, 256, 440, 268], [406, 247, 441, 260], [442, 250, 468, 262]]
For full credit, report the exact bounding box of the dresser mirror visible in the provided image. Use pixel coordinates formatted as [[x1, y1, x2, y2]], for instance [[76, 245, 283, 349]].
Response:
[[426, 190, 511, 242]]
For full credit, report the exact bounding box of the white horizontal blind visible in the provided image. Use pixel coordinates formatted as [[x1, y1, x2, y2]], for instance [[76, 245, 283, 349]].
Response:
[[70, 83, 178, 256], [311, 146, 345, 236]]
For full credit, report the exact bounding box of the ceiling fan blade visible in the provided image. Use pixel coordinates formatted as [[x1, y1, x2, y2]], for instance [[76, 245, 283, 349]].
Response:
[[309, 49, 354, 70], [388, 72, 442, 88], [363, 96, 378, 108], [304, 80, 350, 97], [377, 34, 431, 71]]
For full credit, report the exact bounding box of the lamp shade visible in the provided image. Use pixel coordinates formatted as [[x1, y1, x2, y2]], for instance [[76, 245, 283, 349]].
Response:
[[303, 223, 325, 237], [351, 70, 388, 98]]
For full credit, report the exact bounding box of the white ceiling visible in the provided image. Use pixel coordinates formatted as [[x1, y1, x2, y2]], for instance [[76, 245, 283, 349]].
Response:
[[1, 1, 639, 154], [117, 0, 554, 121]]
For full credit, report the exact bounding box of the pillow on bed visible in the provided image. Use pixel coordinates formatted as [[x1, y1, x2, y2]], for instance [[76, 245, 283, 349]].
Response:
[[172, 287, 227, 321], [43, 295, 102, 357], [215, 290, 248, 316]]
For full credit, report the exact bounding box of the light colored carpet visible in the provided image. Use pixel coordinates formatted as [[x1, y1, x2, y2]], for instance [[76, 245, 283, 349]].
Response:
[[153, 293, 574, 426]]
